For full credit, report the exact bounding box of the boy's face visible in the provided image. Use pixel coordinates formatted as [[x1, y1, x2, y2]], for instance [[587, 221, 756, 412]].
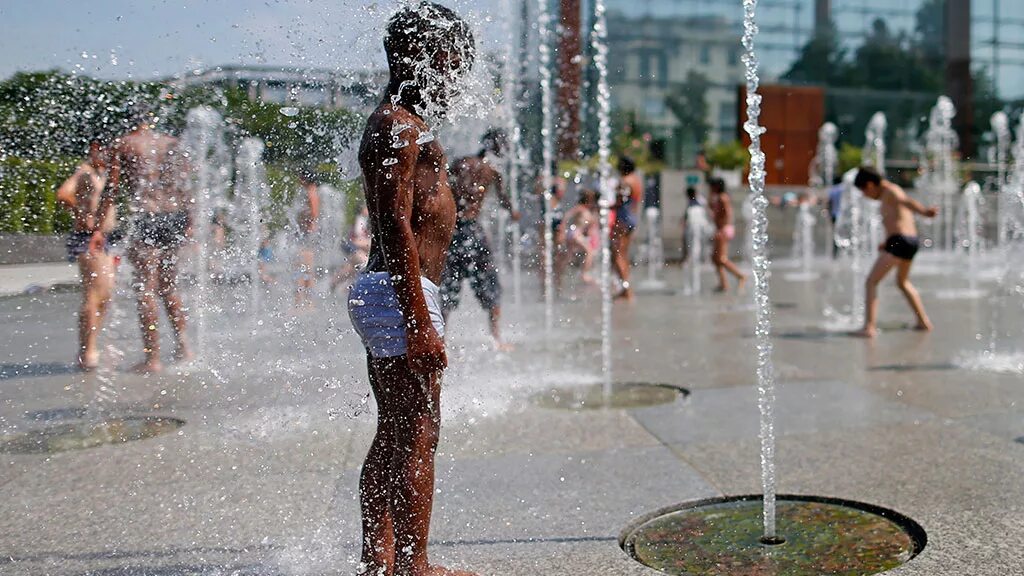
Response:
[[88, 143, 106, 168], [861, 182, 881, 199]]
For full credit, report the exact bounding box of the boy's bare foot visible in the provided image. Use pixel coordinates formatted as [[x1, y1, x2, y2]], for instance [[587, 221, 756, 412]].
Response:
[[849, 327, 877, 338], [420, 566, 478, 576], [78, 350, 100, 372], [913, 321, 933, 332], [613, 288, 635, 301], [736, 275, 747, 293], [173, 344, 194, 363], [494, 340, 515, 352], [130, 358, 163, 374]]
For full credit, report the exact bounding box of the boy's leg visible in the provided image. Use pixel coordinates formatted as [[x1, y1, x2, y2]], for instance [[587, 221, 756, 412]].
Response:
[[130, 248, 163, 372], [895, 259, 932, 331], [853, 252, 899, 338], [373, 358, 475, 576], [712, 235, 728, 291], [156, 249, 191, 362], [360, 354, 396, 575], [76, 254, 99, 369]]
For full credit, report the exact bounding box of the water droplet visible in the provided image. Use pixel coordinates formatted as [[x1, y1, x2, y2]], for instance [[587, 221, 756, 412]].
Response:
[[382, 158, 398, 167], [415, 132, 435, 145], [280, 107, 299, 117]]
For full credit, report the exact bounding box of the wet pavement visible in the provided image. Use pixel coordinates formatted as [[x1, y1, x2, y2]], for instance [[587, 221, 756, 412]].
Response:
[[1, 254, 1023, 575]]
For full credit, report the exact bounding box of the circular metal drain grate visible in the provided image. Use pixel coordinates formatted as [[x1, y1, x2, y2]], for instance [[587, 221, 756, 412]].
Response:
[[622, 495, 925, 576], [0, 416, 185, 454], [533, 382, 688, 410]]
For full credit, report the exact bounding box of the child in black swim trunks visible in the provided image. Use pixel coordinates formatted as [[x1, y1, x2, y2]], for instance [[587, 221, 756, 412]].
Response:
[[852, 167, 939, 338]]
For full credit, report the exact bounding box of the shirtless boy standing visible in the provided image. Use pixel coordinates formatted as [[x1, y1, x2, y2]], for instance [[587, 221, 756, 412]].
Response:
[[345, 3, 477, 575], [57, 140, 117, 370], [852, 167, 938, 338], [441, 129, 520, 350], [90, 109, 193, 373]]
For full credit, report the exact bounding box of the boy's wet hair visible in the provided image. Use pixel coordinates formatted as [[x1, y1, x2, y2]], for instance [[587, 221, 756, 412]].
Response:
[[708, 177, 726, 193], [480, 128, 507, 156], [578, 189, 598, 205], [854, 166, 883, 190], [384, 2, 475, 75], [618, 156, 636, 175], [686, 186, 697, 200]]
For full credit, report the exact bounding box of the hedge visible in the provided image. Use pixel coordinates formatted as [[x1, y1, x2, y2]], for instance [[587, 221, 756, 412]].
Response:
[[0, 156, 76, 234]]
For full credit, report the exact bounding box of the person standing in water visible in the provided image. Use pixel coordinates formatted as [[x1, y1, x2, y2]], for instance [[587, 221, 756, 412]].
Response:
[[708, 177, 746, 293], [57, 139, 118, 370], [90, 107, 193, 373], [852, 167, 937, 338], [440, 129, 520, 350], [294, 169, 321, 309], [346, 4, 477, 576], [612, 156, 642, 301]]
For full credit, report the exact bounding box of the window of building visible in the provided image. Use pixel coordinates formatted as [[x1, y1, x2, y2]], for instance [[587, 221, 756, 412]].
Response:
[[700, 45, 711, 66]]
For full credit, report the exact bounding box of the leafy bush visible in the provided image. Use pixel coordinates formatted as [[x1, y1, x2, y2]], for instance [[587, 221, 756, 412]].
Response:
[[706, 140, 749, 171], [0, 156, 76, 234]]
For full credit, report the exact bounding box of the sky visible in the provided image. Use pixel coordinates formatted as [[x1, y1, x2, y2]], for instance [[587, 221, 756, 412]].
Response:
[[0, 0, 508, 81], [1, 0, 1021, 98]]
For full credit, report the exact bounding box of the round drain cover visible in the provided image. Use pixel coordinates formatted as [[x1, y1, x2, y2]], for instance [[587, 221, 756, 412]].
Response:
[[622, 495, 924, 576], [533, 383, 687, 410], [0, 416, 185, 454]]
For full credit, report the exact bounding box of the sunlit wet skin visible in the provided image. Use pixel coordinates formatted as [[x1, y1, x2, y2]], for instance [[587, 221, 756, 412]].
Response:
[[93, 123, 193, 373], [854, 173, 937, 339], [355, 4, 477, 568], [55, 143, 117, 371], [443, 142, 519, 351]]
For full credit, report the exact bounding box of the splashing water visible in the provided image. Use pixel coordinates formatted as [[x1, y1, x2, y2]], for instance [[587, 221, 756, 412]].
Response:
[[741, 0, 779, 542], [181, 107, 232, 360], [992, 112, 1012, 246], [234, 138, 268, 317], [593, 0, 614, 395], [538, 0, 556, 334], [500, 0, 523, 306]]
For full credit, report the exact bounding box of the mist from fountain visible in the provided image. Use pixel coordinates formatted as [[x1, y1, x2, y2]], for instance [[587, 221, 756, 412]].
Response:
[[639, 206, 668, 291], [181, 107, 232, 359], [741, 0, 781, 542], [923, 97, 959, 253], [992, 112, 1012, 247], [537, 0, 555, 334], [593, 0, 614, 395], [234, 137, 269, 316]]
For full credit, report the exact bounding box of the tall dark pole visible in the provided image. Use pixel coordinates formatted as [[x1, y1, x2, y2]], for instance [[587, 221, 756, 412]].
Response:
[[557, 0, 582, 160], [946, 0, 974, 159], [814, 0, 831, 35]]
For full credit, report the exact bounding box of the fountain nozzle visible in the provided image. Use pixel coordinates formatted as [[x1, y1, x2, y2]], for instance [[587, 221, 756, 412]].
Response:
[[759, 535, 787, 546]]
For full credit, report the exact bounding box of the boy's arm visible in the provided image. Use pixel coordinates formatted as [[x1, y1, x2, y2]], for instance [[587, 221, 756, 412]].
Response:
[[895, 187, 938, 218], [55, 169, 80, 210], [367, 118, 446, 373], [490, 169, 520, 220], [89, 149, 121, 252]]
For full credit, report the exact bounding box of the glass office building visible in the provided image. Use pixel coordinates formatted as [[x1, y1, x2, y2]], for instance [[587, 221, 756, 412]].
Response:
[[591, 0, 1023, 167]]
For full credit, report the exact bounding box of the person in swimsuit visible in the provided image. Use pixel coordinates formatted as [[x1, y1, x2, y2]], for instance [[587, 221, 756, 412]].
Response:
[[612, 156, 642, 300], [708, 177, 746, 293], [555, 189, 599, 290], [535, 167, 567, 295], [90, 107, 192, 373], [440, 129, 520, 350], [294, 170, 321, 309], [345, 4, 477, 575], [852, 167, 938, 338], [330, 203, 371, 292], [57, 139, 118, 370]]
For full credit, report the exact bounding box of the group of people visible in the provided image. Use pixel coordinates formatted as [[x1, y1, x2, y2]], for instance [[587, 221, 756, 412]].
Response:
[[58, 110, 193, 374], [50, 3, 938, 576]]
